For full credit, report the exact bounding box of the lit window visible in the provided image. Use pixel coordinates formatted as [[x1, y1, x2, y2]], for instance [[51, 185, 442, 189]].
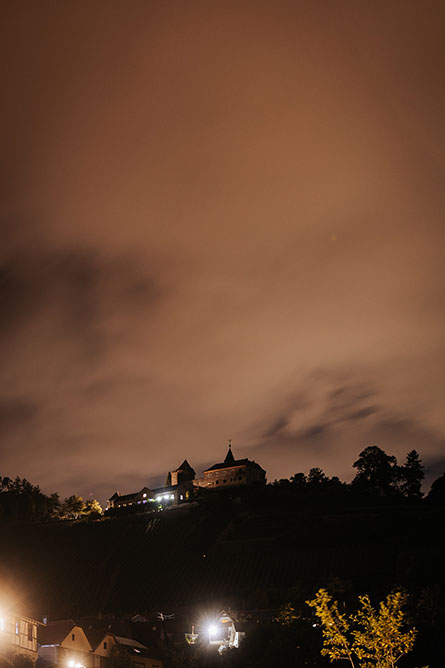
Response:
[[16, 621, 19, 635], [28, 623, 33, 641], [143, 493, 147, 498]]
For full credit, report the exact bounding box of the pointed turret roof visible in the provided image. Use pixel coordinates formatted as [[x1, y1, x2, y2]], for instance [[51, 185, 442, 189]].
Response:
[[224, 443, 235, 465], [175, 459, 195, 475], [203, 441, 266, 474]]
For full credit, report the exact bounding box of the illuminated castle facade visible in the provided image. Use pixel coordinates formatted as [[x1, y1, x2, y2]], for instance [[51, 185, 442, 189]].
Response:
[[107, 444, 266, 510], [193, 443, 266, 489]]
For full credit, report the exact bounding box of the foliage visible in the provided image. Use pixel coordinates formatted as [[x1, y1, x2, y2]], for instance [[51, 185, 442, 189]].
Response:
[[351, 592, 417, 668], [0, 475, 60, 522], [427, 472, 445, 505], [276, 602, 298, 626], [307, 588, 418, 668], [398, 450, 424, 499], [307, 589, 356, 666], [60, 495, 102, 519], [83, 498, 103, 517], [352, 446, 399, 496], [61, 494, 85, 519]]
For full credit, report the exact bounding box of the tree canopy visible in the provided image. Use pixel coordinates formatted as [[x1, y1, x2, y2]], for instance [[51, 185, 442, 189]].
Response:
[[307, 588, 417, 668]]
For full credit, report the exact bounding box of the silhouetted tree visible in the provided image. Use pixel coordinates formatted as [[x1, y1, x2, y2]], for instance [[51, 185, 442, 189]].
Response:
[[352, 446, 399, 496], [398, 450, 424, 498], [307, 467, 328, 486], [427, 472, 445, 505], [0, 475, 59, 522], [290, 472, 307, 488], [61, 494, 84, 519]]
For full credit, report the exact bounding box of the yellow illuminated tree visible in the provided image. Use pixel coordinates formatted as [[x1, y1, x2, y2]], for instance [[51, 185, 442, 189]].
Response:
[[306, 589, 419, 668], [307, 589, 357, 667], [277, 602, 298, 626]]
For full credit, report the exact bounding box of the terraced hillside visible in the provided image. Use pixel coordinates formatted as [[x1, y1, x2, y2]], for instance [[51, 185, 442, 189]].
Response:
[[0, 496, 443, 620]]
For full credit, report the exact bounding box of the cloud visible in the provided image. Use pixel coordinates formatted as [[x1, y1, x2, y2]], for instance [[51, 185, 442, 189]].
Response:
[[0, 244, 160, 352], [0, 1, 444, 501], [0, 398, 38, 436]]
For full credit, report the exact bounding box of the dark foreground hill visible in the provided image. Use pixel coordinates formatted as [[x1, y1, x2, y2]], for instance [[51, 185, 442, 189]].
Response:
[[0, 486, 443, 624]]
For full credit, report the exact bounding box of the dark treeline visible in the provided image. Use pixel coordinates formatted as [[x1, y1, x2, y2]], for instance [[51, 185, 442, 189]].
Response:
[[1, 446, 444, 524], [273, 446, 428, 499], [0, 477, 102, 523]]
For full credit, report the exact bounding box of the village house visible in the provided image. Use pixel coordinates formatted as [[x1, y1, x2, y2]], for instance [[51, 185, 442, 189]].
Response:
[[0, 611, 39, 664], [38, 620, 94, 668], [85, 630, 162, 668], [38, 621, 162, 668]]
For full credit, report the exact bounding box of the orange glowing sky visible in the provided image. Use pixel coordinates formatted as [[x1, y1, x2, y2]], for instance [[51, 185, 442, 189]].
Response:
[[1, 0, 444, 502]]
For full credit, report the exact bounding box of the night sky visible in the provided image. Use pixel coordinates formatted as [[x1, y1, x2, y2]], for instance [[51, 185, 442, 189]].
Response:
[[1, 1, 444, 504]]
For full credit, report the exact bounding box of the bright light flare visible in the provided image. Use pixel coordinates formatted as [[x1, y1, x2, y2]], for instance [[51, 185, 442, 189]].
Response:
[[208, 624, 218, 637]]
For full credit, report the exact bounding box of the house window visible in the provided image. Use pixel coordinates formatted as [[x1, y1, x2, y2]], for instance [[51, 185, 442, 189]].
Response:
[[72, 633, 75, 641], [15, 621, 19, 635], [28, 623, 33, 641], [104, 642, 107, 650]]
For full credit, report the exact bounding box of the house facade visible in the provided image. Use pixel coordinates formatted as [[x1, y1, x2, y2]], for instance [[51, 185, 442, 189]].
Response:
[[87, 632, 162, 668], [0, 612, 39, 664], [38, 621, 94, 668], [38, 622, 162, 668]]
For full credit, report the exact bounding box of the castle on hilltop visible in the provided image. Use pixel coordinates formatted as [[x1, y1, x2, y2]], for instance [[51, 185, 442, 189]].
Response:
[[107, 443, 266, 510]]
